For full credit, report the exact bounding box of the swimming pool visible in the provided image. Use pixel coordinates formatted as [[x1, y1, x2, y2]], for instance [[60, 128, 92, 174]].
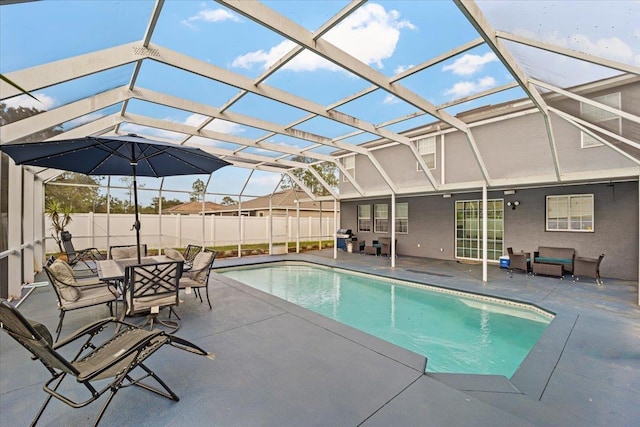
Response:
[[219, 263, 552, 377]]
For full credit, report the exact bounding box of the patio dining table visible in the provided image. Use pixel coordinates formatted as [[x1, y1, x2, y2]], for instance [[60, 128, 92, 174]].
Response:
[[96, 255, 172, 282]]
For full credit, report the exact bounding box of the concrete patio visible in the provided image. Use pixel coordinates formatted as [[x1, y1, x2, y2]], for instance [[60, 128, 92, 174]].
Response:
[[1, 250, 639, 426]]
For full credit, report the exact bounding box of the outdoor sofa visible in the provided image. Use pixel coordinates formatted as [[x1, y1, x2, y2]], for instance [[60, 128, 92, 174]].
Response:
[[532, 246, 575, 277]]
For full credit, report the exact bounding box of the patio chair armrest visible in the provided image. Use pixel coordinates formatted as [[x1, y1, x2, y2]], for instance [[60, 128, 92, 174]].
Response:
[[53, 317, 117, 349]]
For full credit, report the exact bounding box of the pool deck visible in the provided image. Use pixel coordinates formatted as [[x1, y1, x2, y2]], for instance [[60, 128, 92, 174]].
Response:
[[1, 250, 639, 426]]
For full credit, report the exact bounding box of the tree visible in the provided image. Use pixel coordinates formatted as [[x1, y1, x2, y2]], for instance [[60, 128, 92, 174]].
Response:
[[119, 177, 145, 213], [45, 172, 102, 213], [220, 196, 237, 206], [140, 197, 184, 214], [190, 178, 206, 202], [1, 102, 63, 142], [285, 156, 338, 196]]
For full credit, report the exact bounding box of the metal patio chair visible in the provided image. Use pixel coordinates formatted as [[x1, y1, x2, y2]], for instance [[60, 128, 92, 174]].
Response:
[[179, 250, 217, 309], [0, 300, 212, 427], [125, 261, 183, 333], [44, 259, 120, 340], [182, 244, 203, 269]]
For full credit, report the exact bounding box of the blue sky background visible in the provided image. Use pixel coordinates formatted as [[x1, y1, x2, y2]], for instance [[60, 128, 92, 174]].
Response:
[[1, 1, 638, 204]]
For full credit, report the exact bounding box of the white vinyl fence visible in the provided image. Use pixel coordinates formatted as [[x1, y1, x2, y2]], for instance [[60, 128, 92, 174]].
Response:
[[45, 213, 336, 255]]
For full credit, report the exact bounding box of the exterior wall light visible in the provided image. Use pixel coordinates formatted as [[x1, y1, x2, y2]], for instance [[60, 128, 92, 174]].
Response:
[[506, 200, 520, 210]]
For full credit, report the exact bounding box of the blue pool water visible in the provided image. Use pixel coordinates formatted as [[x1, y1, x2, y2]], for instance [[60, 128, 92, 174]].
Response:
[[220, 263, 552, 377]]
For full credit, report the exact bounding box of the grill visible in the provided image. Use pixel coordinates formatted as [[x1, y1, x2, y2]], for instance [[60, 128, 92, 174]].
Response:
[[336, 229, 355, 250]]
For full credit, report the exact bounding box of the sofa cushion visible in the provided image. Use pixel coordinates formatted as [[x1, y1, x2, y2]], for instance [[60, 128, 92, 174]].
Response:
[[535, 256, 572, 264]]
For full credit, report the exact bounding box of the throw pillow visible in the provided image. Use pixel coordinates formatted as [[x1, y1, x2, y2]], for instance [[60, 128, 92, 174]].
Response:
[[164, 248, 185, 261], [49, 260, 81, 302], [189, 252, 214, 283]]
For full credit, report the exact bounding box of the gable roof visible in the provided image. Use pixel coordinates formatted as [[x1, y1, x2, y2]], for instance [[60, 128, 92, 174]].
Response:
[[212, 189, 335, 213], [163, 201, 225, 215]]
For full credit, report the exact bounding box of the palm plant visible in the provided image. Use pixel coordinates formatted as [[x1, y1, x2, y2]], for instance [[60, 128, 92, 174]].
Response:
[[46, 201, 72, 253]]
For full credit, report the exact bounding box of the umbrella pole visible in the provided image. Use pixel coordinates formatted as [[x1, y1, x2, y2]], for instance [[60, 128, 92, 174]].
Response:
[[132, 165, 142, 264]]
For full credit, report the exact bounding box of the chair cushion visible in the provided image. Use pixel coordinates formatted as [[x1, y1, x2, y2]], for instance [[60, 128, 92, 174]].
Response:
[[61, 286, 119, 310], [128, 295, 177, 315], [179, 277, 204, 289], [49, 260, 81, 302], [189, 252, 214, 283], [164, 248, 185, 261]]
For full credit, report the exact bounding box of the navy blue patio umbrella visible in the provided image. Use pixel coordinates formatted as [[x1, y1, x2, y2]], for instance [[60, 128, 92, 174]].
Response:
[[1, 133, 231, 263]]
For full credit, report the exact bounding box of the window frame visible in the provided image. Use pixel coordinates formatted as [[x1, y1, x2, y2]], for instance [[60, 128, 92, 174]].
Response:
[[415, 137, 436, 171], [357, 204, 371, 232], [374, 203, 389, 233], [546, 194, 594, 232], [343, 155, 355, 183], [580, 92, 621, 148], [395, 202, 409, 234]]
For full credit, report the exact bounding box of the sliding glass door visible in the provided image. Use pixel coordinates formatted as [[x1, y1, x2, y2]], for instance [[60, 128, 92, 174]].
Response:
[[455, 199, 503, 262]]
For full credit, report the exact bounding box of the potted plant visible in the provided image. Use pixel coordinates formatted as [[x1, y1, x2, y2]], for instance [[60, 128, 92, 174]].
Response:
[[45, 200, 72, 255]]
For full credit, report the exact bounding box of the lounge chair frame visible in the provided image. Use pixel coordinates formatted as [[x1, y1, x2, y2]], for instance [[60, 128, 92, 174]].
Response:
[[0, 300, 209, 427], [60, 231, 105, 273]]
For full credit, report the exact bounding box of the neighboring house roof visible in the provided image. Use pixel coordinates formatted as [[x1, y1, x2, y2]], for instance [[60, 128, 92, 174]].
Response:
[[210, 189, 337, 214], [163, 201, 225, 215]]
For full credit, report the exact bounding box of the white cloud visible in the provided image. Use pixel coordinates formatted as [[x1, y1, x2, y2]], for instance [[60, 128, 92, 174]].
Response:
[[442, 53, 498, 76], [382, 94, 399, 104], [182, 8, 240, 30], [119, 123, 185, 142], [444, 76, 497, 98], [232, 40, 300, 70], [203, 118, 245, 134], [569, 35, 637, 64], [2, 92, 57, 111], [65, 113, 103, 129], [394, 64, 415, 75], [231, 3, 416, 72], [181, 113, 245, 135]]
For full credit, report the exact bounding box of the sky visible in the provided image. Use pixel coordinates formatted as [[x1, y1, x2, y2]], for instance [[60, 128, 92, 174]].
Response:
[[1, 0, 639, 204]]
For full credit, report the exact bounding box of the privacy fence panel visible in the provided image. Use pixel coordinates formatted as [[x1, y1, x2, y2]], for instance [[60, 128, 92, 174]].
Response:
[[45, 214, 335, 254]]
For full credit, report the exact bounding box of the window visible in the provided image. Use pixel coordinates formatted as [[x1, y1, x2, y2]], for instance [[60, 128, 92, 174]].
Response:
[[546, 194, 594, 232], [580, 92, 621, 148], [374, 204, 388, 233], [416, 137, 436, 170], [358, 205, 371, 232], [343, 155, 355, 182], [395, 203, 408, 234]]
